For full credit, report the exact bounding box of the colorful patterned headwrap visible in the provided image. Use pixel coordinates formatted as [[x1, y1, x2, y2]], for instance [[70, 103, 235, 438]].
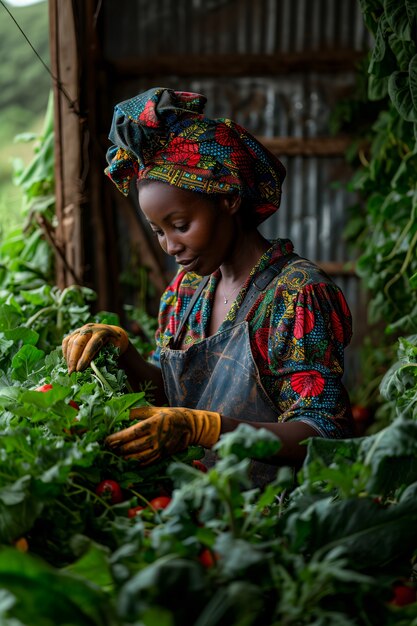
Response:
[[105, 87, 286, 225]]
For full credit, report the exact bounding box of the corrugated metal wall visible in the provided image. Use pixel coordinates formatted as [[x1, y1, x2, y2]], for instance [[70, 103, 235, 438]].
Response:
[[104, 0, 370, 56], [97, 0, 372, 390]]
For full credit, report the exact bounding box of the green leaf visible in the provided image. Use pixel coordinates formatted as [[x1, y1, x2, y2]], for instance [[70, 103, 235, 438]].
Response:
[[14, 132, 38, 143], [0, 589, 17, 620], [302, 437, 367, 497], [359, 0, 383, 13], [194, 581, 264, 626], [0, 548, 117, 626], [20, 285, 52, 306], [0, 475, 32, 506], [30, 195, 55, 214], [405, 0, 417, 30], [409, 53, 417, 115], [64, 540, 113, 591], [105, 392, 147, 419], [359, 0, 384, 36], [361, 419, 417, 493], [138, 607, 174, 626], [388, 34, 417, 70], [368, 74, 389, 100], [0, 335, 14, 358], [302, 419, 417, 498], [215, 533, 266, 577], [0, 304, 22, 332], [213, 423, 281, 461], [369, 14, 398, 77], [388, 56, 417, 121], [15, 132, 54, 193], [384, 0, 412, 40], [3, 328, 39, 346], [0, 386, 20, 407], [118, 557, 206, 623], [0, 485, 43, 543], [284, 494, 417, 568], [22, 385, 70, 402], [11, 345, 45, 382]]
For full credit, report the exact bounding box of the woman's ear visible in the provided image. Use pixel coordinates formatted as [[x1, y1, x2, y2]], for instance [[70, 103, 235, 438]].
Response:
[[219, 193, 241, 216]]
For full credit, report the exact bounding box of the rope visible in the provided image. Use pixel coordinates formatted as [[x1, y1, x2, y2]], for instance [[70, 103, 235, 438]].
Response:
[[0, 0, 80, 114]]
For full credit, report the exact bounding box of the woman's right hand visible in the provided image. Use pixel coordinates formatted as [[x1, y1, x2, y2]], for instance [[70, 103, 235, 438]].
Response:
[[62, 323, 129, 374]]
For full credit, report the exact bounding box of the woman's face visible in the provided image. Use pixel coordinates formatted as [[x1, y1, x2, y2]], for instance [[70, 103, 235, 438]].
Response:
[[138, 181, 239, 275]]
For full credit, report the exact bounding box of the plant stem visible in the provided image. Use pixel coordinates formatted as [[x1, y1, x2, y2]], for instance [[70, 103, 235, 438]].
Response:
[[90, 360, 114, 393], [25, 305, 55, 327], [68, 477, 114, 512], [223, 483, 238, 537], [129, 488, 154, 508]]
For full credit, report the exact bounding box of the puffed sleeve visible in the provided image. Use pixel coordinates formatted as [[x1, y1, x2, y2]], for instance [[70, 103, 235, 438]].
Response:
[[268, 279, 353, 438]]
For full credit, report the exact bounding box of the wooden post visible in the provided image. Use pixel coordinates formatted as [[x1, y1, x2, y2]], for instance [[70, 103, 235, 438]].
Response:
[[48, 0, 83, 289]]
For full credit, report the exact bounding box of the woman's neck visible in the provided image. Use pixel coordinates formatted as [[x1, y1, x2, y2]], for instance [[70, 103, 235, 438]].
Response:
[[219, 230, 271, 286]]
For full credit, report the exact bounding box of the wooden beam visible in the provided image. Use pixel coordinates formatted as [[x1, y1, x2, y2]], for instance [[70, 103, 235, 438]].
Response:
[[259, 136, 352, 156], [108, 50, 364, 78], [83, 0, 118, 311], [317, 261, 357, 276]]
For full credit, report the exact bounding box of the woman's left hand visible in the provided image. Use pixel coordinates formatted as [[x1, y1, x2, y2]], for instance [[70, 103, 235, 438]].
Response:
[[105, 406, 221, 465]]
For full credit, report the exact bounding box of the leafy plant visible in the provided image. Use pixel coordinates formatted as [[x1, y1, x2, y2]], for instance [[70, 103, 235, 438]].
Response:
[[333, 0, 417, 427], [1, 4, 417, 624], [1, 239, 416, 625], [379, 334, 417, 420]]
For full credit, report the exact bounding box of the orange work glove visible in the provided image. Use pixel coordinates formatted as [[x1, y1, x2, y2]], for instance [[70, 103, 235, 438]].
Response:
[[105, 406, 222, 465], [62, 323, 129, 374]]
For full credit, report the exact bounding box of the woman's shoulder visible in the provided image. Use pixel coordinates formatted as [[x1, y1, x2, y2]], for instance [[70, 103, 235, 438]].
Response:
[[264, 246, 351, 319], [280, 256, 337, 287], [265, 242, 343, 292]]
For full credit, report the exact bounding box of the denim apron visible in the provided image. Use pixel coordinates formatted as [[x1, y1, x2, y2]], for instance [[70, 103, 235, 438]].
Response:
[[160, 253, 298, 487]]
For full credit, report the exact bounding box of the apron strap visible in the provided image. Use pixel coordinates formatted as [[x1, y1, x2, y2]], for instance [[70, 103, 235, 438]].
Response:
[[232, 252, 300, 324], [172, 252, 301, 347]]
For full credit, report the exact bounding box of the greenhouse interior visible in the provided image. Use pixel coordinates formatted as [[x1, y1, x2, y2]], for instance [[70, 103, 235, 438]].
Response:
[[0, 0, 417, 624]]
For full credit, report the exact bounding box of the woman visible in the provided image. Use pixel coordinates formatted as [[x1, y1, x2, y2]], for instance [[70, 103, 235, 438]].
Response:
[[62, 87, 353, 486]]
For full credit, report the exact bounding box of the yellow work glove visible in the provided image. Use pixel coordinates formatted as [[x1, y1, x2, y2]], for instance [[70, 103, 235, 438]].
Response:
[[62, 323, 129, 374], [105, 406, 222, 465]]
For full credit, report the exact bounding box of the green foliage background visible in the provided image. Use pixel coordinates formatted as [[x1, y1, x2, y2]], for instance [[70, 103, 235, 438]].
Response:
[[332, 0, 417, 428], [0, 0, 50, 233]]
